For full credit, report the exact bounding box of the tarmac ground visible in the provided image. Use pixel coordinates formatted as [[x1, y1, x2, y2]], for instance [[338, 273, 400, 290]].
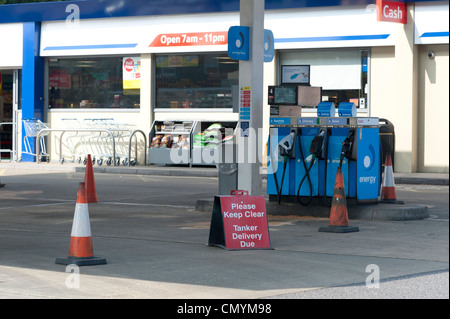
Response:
[[0, 162, 448, 301]]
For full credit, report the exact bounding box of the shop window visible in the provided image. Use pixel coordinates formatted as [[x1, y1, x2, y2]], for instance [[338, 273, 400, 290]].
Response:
[[48, 57, 141, 109], [155, 53, 239, 109], [279, 49, 369, 111]]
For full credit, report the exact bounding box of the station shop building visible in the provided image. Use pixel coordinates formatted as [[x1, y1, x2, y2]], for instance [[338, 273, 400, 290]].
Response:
[[0, 0, 448, 173]]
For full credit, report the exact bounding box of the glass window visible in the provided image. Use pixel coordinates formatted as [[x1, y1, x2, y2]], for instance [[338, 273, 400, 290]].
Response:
[[48, 57, 141, 109], [279, 49, 369, 111], [155, 53, 239, 109]]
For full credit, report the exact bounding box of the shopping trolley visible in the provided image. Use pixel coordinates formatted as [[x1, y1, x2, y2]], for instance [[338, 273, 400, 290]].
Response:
[[84, 119, 134, 166], [59, 118, 92, 165], [59, 118, 136, 166], [22, 118, 50, 162], [93, 119, 134, 166]]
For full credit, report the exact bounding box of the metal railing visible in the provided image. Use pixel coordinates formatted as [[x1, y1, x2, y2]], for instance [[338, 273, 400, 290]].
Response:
[[36, 128, 148, 167], [36, 128, 117, 165], [0, 122, 14, 161], [128, 129, 147, 167]]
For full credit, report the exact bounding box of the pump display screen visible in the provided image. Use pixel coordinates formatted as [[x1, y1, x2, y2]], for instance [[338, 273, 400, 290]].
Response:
[[272, 86, 298, 105]]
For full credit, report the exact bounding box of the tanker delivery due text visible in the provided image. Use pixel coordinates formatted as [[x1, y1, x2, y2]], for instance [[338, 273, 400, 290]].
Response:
[[210, 195, 271, 250], [220, 197, 269, 249], [222, 206, 265, 248]]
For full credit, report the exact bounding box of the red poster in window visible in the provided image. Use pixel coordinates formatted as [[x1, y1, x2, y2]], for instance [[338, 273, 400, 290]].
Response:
[[49, 70, 71, 89], [377, 0, 407, 24], [208, 191, 271, 250]]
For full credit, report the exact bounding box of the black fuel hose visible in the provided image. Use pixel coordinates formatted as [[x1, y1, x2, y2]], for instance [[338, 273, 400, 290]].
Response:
[[268, 135, 284, 205], [296, 132, 315, 206], [278, 156, 288, 204], [322, 130, 331, 207]]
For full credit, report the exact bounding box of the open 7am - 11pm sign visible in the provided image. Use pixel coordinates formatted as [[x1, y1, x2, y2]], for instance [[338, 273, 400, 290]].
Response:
[[209, 191, 272, 250]]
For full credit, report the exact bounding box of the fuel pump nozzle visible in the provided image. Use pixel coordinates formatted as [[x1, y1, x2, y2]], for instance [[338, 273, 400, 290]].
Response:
[[274, 130, 297, 204], [307, 130, 326, 162], [340, 130, 355, 168], [278, 130, 296, 159]]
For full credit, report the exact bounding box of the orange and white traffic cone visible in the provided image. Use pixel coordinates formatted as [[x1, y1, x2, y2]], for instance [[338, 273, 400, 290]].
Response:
[[380, 152, 404, 204], [319, 167, 359, 233], [84, 154, 98, 203], [56, 182, 106, 266]]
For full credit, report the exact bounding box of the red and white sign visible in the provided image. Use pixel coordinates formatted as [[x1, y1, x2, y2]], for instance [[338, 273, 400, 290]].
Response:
[[123, 58, 135, 72], [49, 70, 71, 88], [123, 57, 141, 89], [240, 87, 251, 108], [377, 0, 407, 24], [150, 31, 228, 48], [218, 193, 271, 250]]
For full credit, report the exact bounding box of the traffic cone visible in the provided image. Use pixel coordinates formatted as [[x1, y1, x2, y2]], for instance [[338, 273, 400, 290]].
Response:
[[319, 167, 359, 233], [84, 154, 98, 203], [380, 152, 404, 204], [56, 182, 106, 266]]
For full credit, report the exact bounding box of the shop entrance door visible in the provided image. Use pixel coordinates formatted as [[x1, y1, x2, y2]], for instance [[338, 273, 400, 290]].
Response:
[[0, 69, 19, 162]]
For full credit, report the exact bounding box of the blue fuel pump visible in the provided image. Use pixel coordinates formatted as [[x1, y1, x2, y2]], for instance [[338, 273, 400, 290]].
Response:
[[267, 89, 381, 205]]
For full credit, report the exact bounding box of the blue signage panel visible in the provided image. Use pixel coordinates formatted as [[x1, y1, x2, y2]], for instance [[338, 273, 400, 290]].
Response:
[[338, 102, 357, 117], [264, 29, 275, 62], [240, 107, 251, 121], [269, 117, 291, 126], [241, 121, 250, 137], [298, 118, 319, 125], [0, 0, 443, 24], [317, 102, 336, 117], [327, 118, 348, 126], [228, 26, 250, 61], [356, 127, 381, 201]]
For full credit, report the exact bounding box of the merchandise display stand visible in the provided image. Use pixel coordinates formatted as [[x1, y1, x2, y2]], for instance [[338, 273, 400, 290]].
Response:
[[191, 121, 238, 166], [148, 120, 194, 166], [148, 120, 238, 167]]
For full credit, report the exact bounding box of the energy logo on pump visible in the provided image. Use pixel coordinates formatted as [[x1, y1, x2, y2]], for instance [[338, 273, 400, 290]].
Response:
[[236, 31, 245, 49]]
